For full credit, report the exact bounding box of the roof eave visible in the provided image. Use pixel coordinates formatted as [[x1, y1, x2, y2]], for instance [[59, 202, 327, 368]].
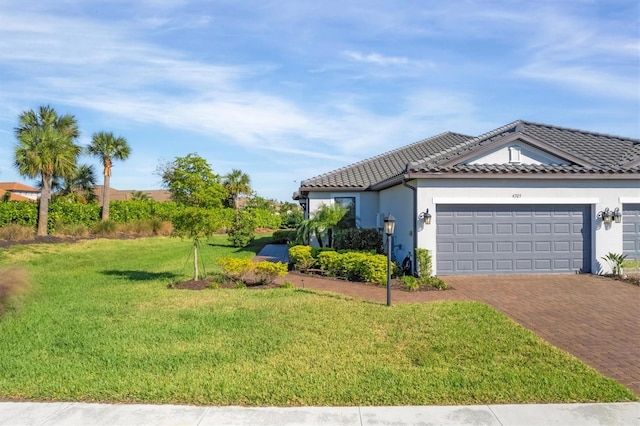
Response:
[[406, 171, 640, 180]]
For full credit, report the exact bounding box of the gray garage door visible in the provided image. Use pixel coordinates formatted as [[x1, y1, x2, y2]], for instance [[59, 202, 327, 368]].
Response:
[[436, 204, 591, 275], [623, 204, 640, 261]]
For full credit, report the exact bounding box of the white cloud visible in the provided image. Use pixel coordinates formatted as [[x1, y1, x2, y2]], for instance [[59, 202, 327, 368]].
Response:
[[343, 51, 409, 66]]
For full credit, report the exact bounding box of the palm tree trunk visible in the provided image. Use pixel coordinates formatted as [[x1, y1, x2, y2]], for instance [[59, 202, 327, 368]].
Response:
[[37, 176, 51, 236], [101, 173, 110, 221]]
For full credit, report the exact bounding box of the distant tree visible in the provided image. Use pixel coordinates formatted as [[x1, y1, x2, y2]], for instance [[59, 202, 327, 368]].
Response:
[[223, 169, 251, 209], [87, 131, 131, 221], [129, 190, 151, 201], [53, 164, 97, 204], [279, 202, 303, 229], [14, 105, 81, 236], [2, 191, 11, 203], [158, 153, 226, 208]]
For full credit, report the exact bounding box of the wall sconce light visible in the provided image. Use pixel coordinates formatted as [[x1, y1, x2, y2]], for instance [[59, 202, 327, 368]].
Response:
[[613, 207, 622, 223], [598, 207, 621, 224], [420, 209, 432, 225]]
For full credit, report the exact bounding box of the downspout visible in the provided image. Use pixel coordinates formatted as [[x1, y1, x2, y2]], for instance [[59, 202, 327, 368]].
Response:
[[402, 177, 418, 274]]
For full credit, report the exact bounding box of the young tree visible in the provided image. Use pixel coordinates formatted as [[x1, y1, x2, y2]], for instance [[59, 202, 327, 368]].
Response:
[[172, 207, 226, 281], [87, 131, 131, 221], [158, 153, 226, 208], [223, 169, 251, 209], [14, 105, 81, 236]]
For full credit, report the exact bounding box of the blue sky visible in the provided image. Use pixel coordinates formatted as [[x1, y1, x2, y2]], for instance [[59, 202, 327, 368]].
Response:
[[0, 0, 638, 202]]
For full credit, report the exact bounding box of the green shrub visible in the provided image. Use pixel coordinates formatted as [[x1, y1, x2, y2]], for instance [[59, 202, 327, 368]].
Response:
[[254, 261, 288, 284], [423, 276, 448, 290], [0, 201, 37, 228], [0, 224, 35, 241], [334, 228, 384, 253], [272, 229, 297, 244], [317, 251, 342, 276], [310, 247, 336, 258], [415, 248, 433, 278], [401, 275, 420, 291], [315, 250, 388, 285], [227, 210, 256, 248], [219, 257, 254, 282], [288, 245, 315, 271], [279, 281, 294, 289], [251, 208, 282, 230]]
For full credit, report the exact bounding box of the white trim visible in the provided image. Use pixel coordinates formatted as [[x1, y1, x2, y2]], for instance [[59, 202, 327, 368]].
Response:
[[432, 197, 599, 205], [619, 197, 640, 204]]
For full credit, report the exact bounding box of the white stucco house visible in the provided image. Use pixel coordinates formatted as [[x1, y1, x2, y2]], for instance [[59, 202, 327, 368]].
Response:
[[295, 120, 640, 275]]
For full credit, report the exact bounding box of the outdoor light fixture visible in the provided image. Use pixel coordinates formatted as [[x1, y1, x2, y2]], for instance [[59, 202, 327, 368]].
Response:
[[613, 207, 622, 224], [597, 207, 621, 225], [383, 214, 396, 307], [420, 208, 432, 225]]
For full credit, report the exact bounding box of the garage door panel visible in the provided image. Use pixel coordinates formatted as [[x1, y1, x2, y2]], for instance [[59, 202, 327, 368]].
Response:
[[477, 241, 493, 252], [436, 204, 590, 274], [456, 224, 474, 235], [535, 241, 552, 252], [477, 224, 493, 234]]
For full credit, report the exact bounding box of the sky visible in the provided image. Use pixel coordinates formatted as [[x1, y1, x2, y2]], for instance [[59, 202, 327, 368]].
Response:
[[0, 0, 638, 202]]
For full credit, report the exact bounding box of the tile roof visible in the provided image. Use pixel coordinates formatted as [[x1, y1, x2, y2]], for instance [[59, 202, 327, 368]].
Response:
[[298, 120, 640, 192], [299, 132, 471, 190], [0, 189, 35, 202], [409, 120, 640, 173], [0, 182, 39, 192]]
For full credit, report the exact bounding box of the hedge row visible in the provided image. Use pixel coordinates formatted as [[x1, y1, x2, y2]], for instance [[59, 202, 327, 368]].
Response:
[[288, 245, 390, 285], [0, 200, 282, 233]]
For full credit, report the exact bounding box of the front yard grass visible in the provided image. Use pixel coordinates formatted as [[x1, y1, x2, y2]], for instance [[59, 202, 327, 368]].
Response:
[[0, 236, 635, 405]]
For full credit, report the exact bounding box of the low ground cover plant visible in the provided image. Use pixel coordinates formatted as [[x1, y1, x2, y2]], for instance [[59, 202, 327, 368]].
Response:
[[219, 257, 287, 286], [0, 237, 635, 405]]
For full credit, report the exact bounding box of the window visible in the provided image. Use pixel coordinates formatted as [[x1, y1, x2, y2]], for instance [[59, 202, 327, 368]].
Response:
[[334, 197, 356, 228], [509, 146, 521, 163]]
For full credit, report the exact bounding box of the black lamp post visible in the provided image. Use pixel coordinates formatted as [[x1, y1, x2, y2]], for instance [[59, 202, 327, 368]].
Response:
[[384, 214, 396, 307]]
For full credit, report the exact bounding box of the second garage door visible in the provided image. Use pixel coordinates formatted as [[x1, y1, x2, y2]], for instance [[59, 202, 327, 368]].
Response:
[[436, 204, 591, 275]]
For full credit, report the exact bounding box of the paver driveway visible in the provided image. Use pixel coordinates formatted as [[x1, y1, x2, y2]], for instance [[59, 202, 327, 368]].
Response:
[[285, 272, 640, 395]]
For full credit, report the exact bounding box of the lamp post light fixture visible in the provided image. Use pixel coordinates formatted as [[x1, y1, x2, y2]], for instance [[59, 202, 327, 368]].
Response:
[[384, 214, 396, 307]]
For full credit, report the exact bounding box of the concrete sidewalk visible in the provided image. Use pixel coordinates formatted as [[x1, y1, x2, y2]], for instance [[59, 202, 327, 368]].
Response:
[[1, 401, 638, 425]]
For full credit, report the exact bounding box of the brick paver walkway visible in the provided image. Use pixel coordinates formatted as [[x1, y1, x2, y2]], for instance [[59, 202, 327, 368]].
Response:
[[284, 272, 640, 395]]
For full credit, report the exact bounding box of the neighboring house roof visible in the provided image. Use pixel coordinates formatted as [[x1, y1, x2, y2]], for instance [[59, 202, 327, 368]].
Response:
[[299, 132, 471, 191], [0, 182, 39, 193], [298, 120, 640, 194], [0, 189, 34, 202], [94, 186, 172, 204]]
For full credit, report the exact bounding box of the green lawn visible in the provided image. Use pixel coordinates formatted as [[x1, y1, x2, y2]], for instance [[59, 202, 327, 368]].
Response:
[[0, 236, 635, 405]]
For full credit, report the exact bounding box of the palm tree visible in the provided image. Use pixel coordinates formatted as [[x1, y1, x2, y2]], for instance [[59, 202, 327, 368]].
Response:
[[296, 203, 347, 247], [129, 190, 151, 201], [14, 105, 81, 236], [223, 169, 251, 209], [54, 164, 98, 204], [87, 131, 131, 221]]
